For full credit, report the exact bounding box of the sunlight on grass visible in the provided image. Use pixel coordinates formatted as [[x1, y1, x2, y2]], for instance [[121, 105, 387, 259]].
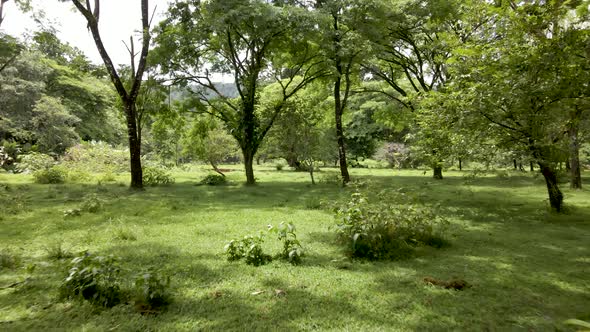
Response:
[[0, 167, 589, 330]]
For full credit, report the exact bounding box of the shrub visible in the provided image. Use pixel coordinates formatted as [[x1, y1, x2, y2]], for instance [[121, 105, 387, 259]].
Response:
[[133, 270, 171, 312], [334, 191, 449, 260], [16, 152, 55, 173], [268, 222, 303, 265], [45, 241, 73, 260], [275, 164, 284, 171], [200, 174, 227, 186], [59, 251, 122, 307], [33, 166, 66, 184], [319, 172, 342, 185], [0, 248, 21, 270], [143, 166, 175, 186], [224, 234, 272, 266], [80, 194, 104, 213], [62, 142, 129, 174]]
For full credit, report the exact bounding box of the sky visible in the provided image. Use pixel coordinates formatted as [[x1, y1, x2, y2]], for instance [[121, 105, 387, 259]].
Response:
[[1, 0, 170, 66]]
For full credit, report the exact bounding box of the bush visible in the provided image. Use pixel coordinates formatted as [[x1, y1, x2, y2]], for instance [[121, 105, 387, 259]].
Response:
[[224, 234, 272, 266], [0, 248, 21, 270], [16, 152, 55, 173], [275, 164, 284, 171], [133, 270, 171, 312], [62, 142, 129, 174], [268, 222, 303, 265], [33, 166, 67, 184], [45, 241, 73, 260], [80, 194, 104, 213], [200, 174, 227, 186], [59, 252, 122, 307], [334, 191, 449, 260], [143, 166, 175, 186]]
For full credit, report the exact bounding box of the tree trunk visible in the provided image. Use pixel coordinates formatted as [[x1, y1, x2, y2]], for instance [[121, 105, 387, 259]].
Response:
[[210, 161, 225, 177], [309, 163, 315, 185], [569, 115, 582, 189], [243, 149, 255, 185], [539, 162, 563, 212], [334, 79, 350, 185], [125, 102, 143, 189], [530, 161, 534, 172], [459, 158, 462, 171], [513, 159, 517, 170], [433, 163, 443, 180]]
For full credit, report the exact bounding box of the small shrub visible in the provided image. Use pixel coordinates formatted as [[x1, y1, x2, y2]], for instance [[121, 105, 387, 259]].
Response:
[[333, 191, 449, 260], [15, 152, 54, 173], [200, 174, 227, 186], [143, 166, 175, 186], [133, 270, 171, 312], [33, 166, 66, 184], [45, 241, 73, 260], [112, 226, 137, 241], [268, 222, 303, 265], [224, 234, 271, 266], [80, 194, 104, 213], [59, 251, 122, 307], [319, 172, 342, 185], [0, 248, 21, 270]]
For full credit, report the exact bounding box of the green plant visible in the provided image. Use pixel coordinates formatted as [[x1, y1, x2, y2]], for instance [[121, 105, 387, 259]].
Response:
[[334, 191, 449, 260], [112, 226, 137, 241], [15, 152, 54, 173], [133, 270, 171, 312], [143, 166, 175, 186], [268, 222, 303, 265], [63, 208, 82, 218], [275, 164, 284, 171], [319, 172, 342, 185], [59, 251, 122, 308], [33, 166, 66, 184], [304, 196, 322, 210], [80, 194, 104, 213], [0, 248, 21, 270], [45, 241, 73, 260], [200, 174, 227, 186], [224, 234, 271, 266]]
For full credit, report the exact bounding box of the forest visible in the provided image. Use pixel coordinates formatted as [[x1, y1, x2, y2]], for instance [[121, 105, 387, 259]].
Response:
[[1, 0, 589, 330]]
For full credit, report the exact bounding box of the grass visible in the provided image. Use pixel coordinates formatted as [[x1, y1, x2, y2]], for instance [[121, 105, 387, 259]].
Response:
[[0, 165, 589, 331]]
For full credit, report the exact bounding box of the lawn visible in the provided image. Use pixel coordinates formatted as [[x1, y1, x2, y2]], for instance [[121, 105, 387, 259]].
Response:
[[1, 166, 589, 331]]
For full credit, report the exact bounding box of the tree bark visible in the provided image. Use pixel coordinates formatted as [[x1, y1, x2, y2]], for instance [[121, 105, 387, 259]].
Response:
[[539, 162, 563, 212], [530, 161, 534, 172], [459, 158, 462, 171], [513, 159, 517, 170], [243, 149, 255, 185], [334, 78, 350, 185], [210, 161, 225, 177], [125, 102, 143, 189], [569, 109, 582, 189], [433, 163, 443, 180]]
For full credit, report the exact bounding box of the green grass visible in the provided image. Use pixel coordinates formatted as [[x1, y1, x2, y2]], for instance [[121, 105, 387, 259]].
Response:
[[1, 166, 589, 331]]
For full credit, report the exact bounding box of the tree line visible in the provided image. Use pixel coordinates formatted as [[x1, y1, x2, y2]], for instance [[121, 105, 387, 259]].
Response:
[[1, 0, 589, 212]]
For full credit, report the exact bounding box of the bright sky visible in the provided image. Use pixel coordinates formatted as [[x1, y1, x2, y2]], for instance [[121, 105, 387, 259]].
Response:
[[1, 0, 170, 66]]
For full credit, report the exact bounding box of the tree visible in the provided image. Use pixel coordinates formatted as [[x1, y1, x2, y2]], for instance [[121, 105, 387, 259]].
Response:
[[447, 0, 589, 212], [64, 0, 152, 189], [30, 95, 80, 154], [154, 0, 326, 185]]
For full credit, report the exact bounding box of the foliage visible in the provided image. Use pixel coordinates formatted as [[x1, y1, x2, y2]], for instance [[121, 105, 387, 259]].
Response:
[[15, 152, 54, 173], [80, 194, 104, 213], [200, 174, 227, 186], [142, 166, 175, 186], [183, 116, 239, 172], [334, 191, 449, 260], [45, 241, 73, 260], [62, 142, 129, 174], [319, 172, 342, 186], [224, 234, 272, 267], [0, 248, 21, 270], [268, 222, 303, 265], [132, 270, 171, 311], [33, 166, 66, 184], [59, 252, 122, 308]]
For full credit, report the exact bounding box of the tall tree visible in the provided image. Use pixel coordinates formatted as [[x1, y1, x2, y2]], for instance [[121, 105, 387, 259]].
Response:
[[64, 0, 152, 189], [154, 0, 326, 185]]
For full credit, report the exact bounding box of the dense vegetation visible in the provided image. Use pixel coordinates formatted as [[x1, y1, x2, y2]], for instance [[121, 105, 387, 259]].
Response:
[[1, 0, 589, 330]]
